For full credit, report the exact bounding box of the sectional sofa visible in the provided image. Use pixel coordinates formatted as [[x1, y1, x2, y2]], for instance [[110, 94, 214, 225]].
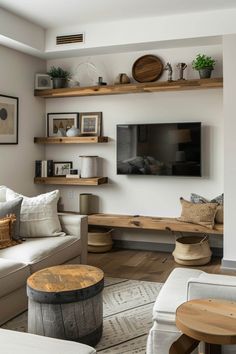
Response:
[[0, 186, 88, 326]]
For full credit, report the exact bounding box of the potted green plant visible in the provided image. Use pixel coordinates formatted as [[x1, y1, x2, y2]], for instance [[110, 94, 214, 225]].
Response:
[[192, 54, 216, 79], [47, 66, 71, 89]]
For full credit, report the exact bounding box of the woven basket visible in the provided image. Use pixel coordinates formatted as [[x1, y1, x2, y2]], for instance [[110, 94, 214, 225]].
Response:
[[88, 228, 113, 253], [172, 235, 212, 266]]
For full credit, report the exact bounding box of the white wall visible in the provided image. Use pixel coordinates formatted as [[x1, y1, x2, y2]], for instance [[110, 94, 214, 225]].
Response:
[[222, 34, 236, 268], [45, 44, 223, 245], [0, 45, 46, 195]]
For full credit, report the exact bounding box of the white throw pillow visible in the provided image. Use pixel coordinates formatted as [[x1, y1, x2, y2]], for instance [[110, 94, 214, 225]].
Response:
[[6, 189, 65, 238]]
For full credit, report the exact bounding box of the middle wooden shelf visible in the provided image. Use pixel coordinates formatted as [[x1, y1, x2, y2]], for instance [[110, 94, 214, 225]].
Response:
[[34, 136, 108, 144], [34, 177, 108, 186]]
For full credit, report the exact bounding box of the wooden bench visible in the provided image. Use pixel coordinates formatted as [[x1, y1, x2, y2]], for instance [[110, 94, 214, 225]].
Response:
[[88, 214, 223, 235]]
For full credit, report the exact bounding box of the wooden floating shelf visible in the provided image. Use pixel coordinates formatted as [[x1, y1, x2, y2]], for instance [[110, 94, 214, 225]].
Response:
[[34, 177, 108, 186], [88, 213, 223, 235], [34, 136, 108, 144], [34, 78, 223, 98]]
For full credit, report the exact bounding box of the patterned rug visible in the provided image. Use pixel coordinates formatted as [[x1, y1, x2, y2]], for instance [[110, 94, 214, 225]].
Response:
[[2, 278, 163, 353]]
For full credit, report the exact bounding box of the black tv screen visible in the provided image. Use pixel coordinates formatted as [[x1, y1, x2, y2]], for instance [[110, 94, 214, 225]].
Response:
[[117, 122, 201, 176]]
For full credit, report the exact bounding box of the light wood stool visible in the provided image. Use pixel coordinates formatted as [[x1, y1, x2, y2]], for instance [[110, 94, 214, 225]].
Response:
[[27, 264, 104, 346], [170, 298, 236, 354]]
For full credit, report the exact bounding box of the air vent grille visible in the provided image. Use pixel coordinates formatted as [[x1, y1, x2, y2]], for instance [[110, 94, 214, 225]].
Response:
[[56, 33, 84, 45]]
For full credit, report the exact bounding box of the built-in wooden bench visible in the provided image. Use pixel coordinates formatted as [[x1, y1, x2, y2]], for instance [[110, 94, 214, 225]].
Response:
[[88, 213, 223, 235]]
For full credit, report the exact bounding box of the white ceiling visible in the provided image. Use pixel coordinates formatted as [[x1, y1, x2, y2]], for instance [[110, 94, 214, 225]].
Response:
[[0, 0, 236, 29]]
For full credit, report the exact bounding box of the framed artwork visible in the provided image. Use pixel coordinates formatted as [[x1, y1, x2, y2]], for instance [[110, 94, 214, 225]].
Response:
[[53, 161, 73, 176], [79, 112, 102, 136], [47, 112, 79, 137], [35, 74, 53, 90], [0, 94, 18, 144]]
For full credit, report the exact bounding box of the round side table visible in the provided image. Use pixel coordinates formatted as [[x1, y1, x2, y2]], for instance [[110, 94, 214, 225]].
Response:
[[27, 264, 104, 346], [170, 298, 236, 354]]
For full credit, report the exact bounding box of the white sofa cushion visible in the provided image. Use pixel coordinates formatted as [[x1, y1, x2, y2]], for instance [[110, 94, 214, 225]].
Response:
[[0, 328, 96, 354], [152, 268, 204, 324], [0, 258, 30, 298], [187, 273, 236, 301], [6, 189, 64, 238], [0, 236, 81, 272]]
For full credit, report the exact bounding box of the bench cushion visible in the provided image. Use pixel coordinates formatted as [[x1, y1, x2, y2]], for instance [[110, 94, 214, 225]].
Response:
[[152, 268, 204, 324], [0, 328, 96, 354], [0, 258, 30, 297]]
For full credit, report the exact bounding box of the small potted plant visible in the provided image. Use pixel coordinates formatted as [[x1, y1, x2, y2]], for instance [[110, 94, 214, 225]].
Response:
[[47, 66, 71, 89], [192, 54, 216, 79]]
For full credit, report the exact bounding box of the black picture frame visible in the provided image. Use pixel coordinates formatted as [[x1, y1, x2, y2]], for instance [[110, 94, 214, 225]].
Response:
[[0, 94, 18, 144]]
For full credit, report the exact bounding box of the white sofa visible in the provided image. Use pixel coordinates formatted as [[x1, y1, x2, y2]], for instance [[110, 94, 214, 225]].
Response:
[[0, 328, 95, 354], [0, 212, 88, 325], [147, 267, 236, 354]]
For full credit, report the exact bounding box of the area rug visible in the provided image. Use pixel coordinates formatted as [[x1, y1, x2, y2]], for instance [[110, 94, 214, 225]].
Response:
[[2, 278, 163, 354]]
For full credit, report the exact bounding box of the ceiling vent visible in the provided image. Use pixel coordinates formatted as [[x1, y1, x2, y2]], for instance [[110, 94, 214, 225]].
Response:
[[56, 33, 84, 45]]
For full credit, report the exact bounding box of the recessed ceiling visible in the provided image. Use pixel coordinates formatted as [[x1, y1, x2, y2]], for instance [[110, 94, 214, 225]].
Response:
[[0, 0, 236, 29]]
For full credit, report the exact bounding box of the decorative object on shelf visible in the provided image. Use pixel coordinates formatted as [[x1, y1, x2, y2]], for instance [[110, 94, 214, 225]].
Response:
[[35, 74, 53, 90], [97, 76, 107, 86], [47, 66, 71, 89], [35, 160, 53, 177], [80, 156, 98, 178], [79, 112, 102, 136], [80, 193, 93, 215], [164, 63, 173, 82], [47, 112, 79, 137], [192, 54, 216, 79], [114, 73, 131, 84], [0, 94, 18, 144], [53, 161, 73, 176], [176, 62, 187, 80], [66, 125, 80, 137], [70, 169, 78, 175], [72, 61, 100, 86], [56, 128, 66, 137], [132, 54, 164, 83]]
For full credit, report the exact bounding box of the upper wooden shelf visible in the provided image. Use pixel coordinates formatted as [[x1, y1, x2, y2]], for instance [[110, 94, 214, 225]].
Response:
[[88, 213, 223, 235], [34, 177, 108, 186], [34, 136, 108, 144], [34, 78, 223, 98]]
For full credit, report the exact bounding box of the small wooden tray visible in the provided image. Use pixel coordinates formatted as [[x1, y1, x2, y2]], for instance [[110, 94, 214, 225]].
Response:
[[132, 55, 164, 83]]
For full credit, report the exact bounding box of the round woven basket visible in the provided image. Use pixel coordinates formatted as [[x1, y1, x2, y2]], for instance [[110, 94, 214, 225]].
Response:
[[172, 235, 212, 266], [88, 228, 113, 253]]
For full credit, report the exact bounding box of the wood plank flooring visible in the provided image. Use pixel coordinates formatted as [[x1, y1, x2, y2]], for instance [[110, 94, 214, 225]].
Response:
[[88, 249, 236, 283]]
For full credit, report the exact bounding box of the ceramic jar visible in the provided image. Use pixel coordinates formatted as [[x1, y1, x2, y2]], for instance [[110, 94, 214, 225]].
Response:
[[80, 156, 98, 178], [66, 126, 80, 137]]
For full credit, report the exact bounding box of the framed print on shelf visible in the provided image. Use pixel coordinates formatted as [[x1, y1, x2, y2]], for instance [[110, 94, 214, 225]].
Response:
[[47, 112, 79, 137], [0, 94, 18, 144], [35, 74, 53, 90], [53, 161, 73, 176], [79, 112, 102, 136]]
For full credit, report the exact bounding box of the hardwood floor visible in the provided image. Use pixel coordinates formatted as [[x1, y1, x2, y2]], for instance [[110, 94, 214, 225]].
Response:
[[88, 248, 236, 283]]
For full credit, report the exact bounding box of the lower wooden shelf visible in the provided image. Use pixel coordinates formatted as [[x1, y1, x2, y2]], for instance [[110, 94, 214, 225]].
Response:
[[34, 177, 108, 186], [88, 213, 223, 235]]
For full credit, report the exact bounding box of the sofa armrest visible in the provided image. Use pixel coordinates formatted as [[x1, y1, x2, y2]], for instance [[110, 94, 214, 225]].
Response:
[[58, 213, 88, 264], [187, 273, 236, 301]]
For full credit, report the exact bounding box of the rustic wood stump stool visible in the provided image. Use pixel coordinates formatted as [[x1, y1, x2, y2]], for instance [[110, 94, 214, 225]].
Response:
[[27, 264, 104, 346]]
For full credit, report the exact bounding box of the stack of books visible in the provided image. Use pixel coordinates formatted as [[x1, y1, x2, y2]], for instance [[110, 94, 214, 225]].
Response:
[[35, 160, 53, 177]]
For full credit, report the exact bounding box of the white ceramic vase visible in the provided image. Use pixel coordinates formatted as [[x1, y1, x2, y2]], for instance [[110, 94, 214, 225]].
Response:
[[66, 126, 80, 137]]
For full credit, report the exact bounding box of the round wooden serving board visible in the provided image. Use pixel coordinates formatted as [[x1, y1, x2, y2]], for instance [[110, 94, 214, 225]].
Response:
[[132, 55, 163, 83]]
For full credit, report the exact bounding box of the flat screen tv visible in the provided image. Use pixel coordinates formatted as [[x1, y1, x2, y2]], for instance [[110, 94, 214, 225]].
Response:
[[117, 122, 201, 176]]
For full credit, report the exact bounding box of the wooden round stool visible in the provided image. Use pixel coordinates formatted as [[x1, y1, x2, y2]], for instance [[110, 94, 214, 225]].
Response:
[[27, 264, 104, 346]]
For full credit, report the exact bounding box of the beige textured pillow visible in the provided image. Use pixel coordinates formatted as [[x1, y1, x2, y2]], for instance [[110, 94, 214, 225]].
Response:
[[178, 198, 218, 229], [215, 205, 223, 224], [0, 215, 20, 249]]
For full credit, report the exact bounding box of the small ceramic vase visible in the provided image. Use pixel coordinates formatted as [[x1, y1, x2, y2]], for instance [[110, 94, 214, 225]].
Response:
[[66, 126, 80, 137], [57, 128, 66, 137]]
